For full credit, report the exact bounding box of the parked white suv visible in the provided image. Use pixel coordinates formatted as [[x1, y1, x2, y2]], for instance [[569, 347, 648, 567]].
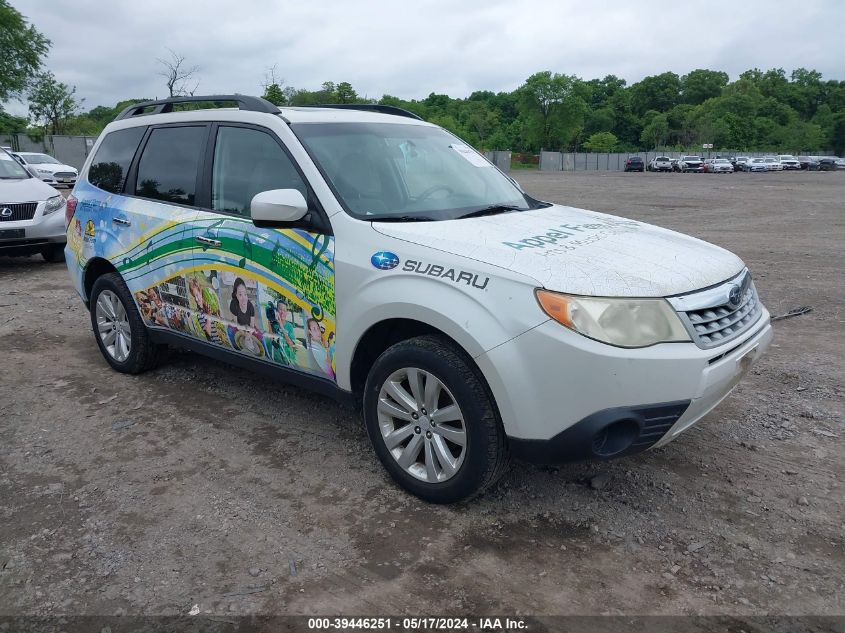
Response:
[[677, 156, 704, 172], [0, 147, 67, 261], [65, 96, 773, 502]]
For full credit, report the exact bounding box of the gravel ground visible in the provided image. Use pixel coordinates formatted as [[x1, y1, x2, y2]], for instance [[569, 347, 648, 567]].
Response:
[[0, 171, 843, 617]]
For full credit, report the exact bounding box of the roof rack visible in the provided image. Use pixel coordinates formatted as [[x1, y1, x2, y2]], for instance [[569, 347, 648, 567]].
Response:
[[114, 95, 280, 120], [296, 104, 423, 121]]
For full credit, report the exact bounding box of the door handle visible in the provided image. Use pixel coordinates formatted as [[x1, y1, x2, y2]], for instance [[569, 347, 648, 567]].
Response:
[[195, 236, 222, 247], [112, 217, 131, 226]]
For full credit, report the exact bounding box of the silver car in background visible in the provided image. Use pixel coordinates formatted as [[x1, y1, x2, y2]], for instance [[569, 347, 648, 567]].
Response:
[[746, 158, 770, 172], [0, 148, 67, 262], [763, 157, 783, 171], [11, 152, 78, 188]]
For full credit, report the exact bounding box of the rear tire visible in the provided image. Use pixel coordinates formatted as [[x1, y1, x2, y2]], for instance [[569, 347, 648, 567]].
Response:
[[363, 335, 509, 503], [41, 244, 65, 263], [89, 273, 160, 374]]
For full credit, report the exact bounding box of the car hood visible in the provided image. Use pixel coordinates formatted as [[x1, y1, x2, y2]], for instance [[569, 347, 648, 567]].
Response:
[[33, 162, 77, 172], [372, 205, 745, 297], [0, 177, 60, 203]]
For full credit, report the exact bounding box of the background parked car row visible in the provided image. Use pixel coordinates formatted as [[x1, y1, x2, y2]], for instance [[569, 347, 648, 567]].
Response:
[[639, 154, 845, 173]]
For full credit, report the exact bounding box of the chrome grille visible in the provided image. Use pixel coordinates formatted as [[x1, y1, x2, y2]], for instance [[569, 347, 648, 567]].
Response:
[[53, 172, 76, 179], [0, 202, 38, 222], [669, 271, 764, 349]]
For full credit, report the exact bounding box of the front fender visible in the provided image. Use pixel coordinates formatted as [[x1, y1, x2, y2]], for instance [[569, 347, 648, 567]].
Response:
[[333, 271, 544, 391]]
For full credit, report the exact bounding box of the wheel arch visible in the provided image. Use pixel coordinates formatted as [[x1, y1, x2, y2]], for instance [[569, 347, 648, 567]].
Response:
[[348, 318, 490, 400], [82, 257, 119, 306]]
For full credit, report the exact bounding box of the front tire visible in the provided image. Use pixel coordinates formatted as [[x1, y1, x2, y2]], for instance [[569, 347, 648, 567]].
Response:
[[363, 335, 509, 503], [89, 273, 160, 374]]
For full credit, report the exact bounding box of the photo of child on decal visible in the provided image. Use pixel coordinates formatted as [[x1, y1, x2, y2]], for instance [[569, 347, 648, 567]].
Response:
[[229, 276, 257, 328], [307, 317, 335, 379], [188, 275, 225, 346], [271, 299, 299, 365]]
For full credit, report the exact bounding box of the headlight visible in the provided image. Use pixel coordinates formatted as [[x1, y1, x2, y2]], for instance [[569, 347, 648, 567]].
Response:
[[535, 289, 691, 348], [37, 169, 51, 174], [44, 195, 65, 215]]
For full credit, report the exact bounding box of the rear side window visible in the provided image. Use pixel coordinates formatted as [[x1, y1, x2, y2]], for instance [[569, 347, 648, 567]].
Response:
[[88, 127, 145, 193], [135, 126, 206, 206], [211, 126, 307, 216]]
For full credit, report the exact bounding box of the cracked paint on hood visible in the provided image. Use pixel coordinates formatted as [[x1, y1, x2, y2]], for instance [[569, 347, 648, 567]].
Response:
[[373, 204, 745, 297]]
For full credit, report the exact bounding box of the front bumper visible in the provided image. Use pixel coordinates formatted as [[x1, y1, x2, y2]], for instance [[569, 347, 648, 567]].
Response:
[[39, 175, 77, 187], [476, 308, 772, 463], [0, 203, 67, 254]]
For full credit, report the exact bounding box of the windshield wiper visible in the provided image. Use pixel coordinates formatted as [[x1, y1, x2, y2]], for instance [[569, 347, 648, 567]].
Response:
[[457, 204, 524, 220], [370, 215, 436, 223]]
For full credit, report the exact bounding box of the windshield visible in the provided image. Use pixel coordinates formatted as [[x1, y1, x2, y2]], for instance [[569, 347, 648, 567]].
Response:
[[682, 156, 701, 161], [291, 122, 537, 220], [0, 151, 30, 179], [715, 159, 729, 164], [20, 153, 59, 165]]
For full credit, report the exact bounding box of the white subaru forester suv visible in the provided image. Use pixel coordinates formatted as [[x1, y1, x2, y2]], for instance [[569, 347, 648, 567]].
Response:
[[65, 95, 772, 503]]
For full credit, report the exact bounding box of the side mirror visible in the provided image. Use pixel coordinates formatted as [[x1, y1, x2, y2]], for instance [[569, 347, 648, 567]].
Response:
[[250, 189, 308, 226]]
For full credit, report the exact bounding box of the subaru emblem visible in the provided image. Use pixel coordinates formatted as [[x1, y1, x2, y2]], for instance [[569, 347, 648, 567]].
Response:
[[728, 284, 742, 307], [371, 251, 400, 270]]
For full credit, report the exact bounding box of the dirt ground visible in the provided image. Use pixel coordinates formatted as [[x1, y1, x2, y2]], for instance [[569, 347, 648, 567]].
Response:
[[0, 171, 843, 618]]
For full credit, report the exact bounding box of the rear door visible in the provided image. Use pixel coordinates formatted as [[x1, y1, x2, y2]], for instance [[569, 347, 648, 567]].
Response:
[[191, 122, 337, 380], [118, 124, 208, 336]]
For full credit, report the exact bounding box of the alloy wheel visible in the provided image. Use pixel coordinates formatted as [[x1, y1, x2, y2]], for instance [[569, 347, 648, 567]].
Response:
[[95, 289, 131, 362], [377, 367, 467, 483]]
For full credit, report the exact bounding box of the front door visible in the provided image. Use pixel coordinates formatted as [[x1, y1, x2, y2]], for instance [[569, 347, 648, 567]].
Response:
[[190, 123, 337, 380]]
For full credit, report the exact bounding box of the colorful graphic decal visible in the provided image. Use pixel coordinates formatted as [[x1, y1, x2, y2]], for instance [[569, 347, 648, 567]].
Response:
[[67, 182, 336, 381]]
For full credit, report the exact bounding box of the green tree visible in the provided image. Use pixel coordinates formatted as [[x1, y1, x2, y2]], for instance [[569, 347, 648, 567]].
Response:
[[831, 113, 845, 155], [630, 72, 681, 116], [640, 114, 669, 148], [465, 102, 500, 149], [681, 69, 729, 105], [0, 107, 27, 133], [261, 65, 287, 105], [583, 131, 618, 152], [0, 0, 50, 101], [27, 71, 80, 135], [584, 107, 615, 136], [518, 71, 587, 150], [334, 81, 358, 104], [262, 83, 286, 105]]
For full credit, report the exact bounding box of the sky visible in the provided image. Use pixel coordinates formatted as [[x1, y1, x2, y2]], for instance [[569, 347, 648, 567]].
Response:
[[6, 0, 845, 115]]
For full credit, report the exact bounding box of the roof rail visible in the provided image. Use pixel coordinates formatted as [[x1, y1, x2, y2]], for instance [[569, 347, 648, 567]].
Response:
[[296, 104, 423, 121], [114, 95, 280, 121]]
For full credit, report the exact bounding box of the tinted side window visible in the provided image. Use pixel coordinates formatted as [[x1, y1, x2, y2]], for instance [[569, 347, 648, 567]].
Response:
[[88, 127, 145, 193], [211, 126, 307, 216], [135, 126, 205, 205]]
